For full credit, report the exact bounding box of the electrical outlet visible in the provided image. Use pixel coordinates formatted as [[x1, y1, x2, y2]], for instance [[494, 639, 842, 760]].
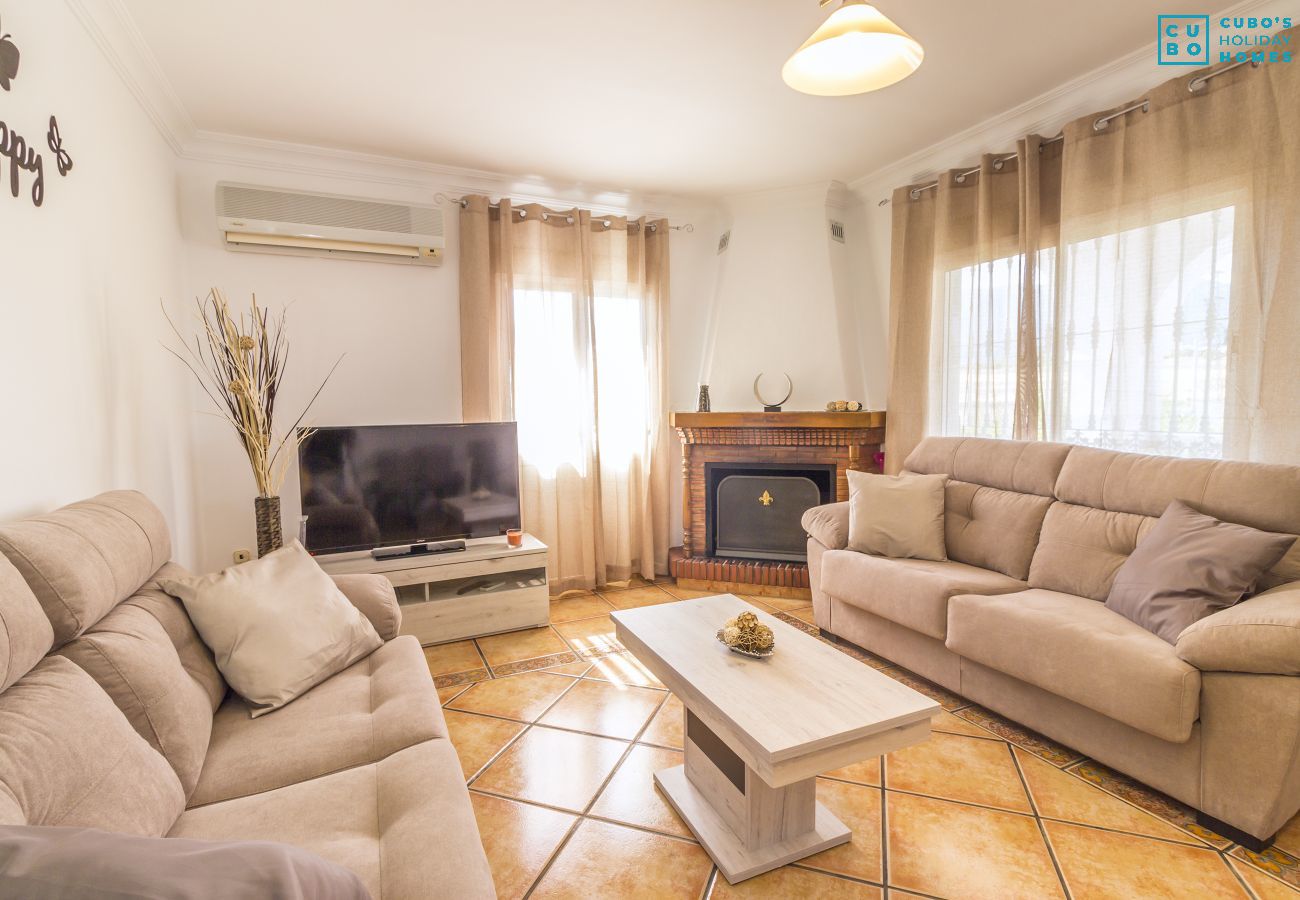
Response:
[[233, 548, 253, 564]]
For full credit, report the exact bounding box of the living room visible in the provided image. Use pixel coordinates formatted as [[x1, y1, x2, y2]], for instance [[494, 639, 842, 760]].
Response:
[[1, 1, 1298, 897]]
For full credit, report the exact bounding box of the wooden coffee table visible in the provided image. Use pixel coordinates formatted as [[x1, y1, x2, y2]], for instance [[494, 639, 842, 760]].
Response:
[[611, 594, 939, 884]]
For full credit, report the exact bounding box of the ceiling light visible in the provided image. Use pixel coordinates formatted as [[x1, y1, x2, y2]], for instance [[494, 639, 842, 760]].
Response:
[[782, 0, 924, 96]]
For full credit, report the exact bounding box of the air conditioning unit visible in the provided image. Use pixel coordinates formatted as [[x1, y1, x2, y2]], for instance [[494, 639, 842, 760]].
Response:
[[215, 182, 445, 266]]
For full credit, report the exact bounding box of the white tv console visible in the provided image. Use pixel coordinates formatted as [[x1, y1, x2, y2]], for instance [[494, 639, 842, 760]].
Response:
[[314, 534, 549, 646]]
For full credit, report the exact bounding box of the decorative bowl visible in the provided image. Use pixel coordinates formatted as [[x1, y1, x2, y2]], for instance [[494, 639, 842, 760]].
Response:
[[726, 644, 775, 659]]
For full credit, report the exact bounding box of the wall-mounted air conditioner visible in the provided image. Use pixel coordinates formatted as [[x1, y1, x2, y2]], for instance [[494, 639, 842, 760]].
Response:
[[215, 182, 444, 266]]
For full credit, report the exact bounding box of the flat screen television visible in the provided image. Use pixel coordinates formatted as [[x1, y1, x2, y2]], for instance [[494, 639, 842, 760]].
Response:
[[297, 423, 521, 555]]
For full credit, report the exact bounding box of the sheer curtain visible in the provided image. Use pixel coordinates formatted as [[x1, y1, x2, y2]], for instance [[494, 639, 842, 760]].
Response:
[[887, 30, 1299, 469], [459, 197, 672, 592]]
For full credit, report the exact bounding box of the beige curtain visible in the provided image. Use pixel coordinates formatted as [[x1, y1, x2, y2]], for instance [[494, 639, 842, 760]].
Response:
[[886, 30, 1299, 470], [459, 197, 672, 591]]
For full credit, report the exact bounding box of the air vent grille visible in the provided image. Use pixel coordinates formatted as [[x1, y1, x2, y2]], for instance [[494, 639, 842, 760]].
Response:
[[217, 184, 442, 238]]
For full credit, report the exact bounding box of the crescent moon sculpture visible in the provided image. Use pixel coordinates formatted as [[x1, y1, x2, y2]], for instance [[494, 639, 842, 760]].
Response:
[[753, 372, 793, 412]]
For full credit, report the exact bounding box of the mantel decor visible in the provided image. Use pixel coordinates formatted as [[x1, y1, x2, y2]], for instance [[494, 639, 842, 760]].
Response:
[[164, 289, 341, 558]]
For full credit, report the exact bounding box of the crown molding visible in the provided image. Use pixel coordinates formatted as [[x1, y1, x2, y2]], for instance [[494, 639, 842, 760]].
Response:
[[66, 0, 718, 222], [66, 0, 196, 153], [847, 0, 1285, 199]]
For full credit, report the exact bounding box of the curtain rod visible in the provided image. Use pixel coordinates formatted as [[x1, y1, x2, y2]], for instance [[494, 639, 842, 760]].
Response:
[[897, 60, 1262, 203], [435, 193, 694, 232]]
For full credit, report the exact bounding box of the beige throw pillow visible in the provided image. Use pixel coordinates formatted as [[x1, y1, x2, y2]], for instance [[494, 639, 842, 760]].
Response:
[[161, 542, 381, 717], [847, 470, 948, 561]]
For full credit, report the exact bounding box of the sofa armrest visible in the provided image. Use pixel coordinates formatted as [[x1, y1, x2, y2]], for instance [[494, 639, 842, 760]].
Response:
[[802, 502, 849, 551], [331, 574, 402, 641], [1176, 581, 1300, 674]]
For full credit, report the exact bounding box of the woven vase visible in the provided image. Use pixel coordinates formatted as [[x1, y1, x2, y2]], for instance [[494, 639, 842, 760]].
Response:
[[254, 495, 283, 558]]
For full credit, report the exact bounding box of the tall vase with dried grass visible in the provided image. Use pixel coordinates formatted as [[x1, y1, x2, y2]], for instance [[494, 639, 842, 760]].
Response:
[[164, 288, 340, 558]]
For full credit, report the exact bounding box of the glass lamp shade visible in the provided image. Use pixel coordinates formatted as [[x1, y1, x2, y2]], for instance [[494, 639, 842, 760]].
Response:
[[782, 0, 924, 96]]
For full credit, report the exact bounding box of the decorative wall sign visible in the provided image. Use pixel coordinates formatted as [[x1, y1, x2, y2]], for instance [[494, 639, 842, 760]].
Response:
[[0, 14, 73, 208], [0, 17, 18, 91]]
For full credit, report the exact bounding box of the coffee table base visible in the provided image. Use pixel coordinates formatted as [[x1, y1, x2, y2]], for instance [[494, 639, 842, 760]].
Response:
[[655, 765, 850, 884]]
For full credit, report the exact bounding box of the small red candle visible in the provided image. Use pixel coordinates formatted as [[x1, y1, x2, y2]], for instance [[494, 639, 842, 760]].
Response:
[[506, 528, 523, 547]]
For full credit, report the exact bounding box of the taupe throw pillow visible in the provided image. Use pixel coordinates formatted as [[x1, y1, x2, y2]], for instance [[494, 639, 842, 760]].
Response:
[[1105, 500, 1296, 644], [161, 542, 381, 717], [847, 470, 948, 561], [0, 825, 371, 899]]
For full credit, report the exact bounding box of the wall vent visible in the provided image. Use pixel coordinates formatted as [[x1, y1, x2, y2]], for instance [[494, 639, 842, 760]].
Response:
[[829, 220, 846, 243], [717, 230, 732, 254]]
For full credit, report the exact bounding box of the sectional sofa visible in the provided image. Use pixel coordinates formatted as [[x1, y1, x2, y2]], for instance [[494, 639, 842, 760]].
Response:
[[802, 436, 1300, 849], [0, 491, 495, 898]]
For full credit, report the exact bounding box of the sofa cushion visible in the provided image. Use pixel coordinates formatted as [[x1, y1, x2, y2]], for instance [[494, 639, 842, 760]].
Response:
[[188, 636, 444, 807], [801, 501, 849, 550], [0, 656, 184, 833], [821, 549, 1026, 640], [124, 564, 226, 713], [1054, 445, 1300, 589], [331, 573, 402, 641], [171, 739, 495, 900], [0, 555, 53, 692], [942, 481, 1055, 580], [1176, 581, 1300, 675], [903, 436, 1072, 497], [1028, 502, 1156, 601], [947, 589, 1201, 742], [0, 824, 370, 900], [56, 603, 214, 798], [0, 491, 171, 647]]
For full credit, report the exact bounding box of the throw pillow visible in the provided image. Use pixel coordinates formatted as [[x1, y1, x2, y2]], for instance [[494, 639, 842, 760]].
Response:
[[0, 825, 371, 900], [1105, 500, 1297, 644], [846, 470, 948, 561], [161, 542, 382, 717]]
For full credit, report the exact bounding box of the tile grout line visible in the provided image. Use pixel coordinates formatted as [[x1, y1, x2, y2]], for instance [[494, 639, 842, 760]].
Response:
[[880, 751, 892, 895], [1225, 851, 1263, 900], [1009, 741, 1074, 900], [520, 688, 675, 897], [464, 673, 588, 788]]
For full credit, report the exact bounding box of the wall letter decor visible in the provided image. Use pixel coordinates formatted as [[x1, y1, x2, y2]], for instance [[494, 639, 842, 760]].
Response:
[[0, 15, 72, 209]]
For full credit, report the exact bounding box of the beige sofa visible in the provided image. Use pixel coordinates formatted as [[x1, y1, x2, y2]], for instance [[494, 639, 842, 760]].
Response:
[[802, 436, 1300, 849], [0, 491, 495, 898]]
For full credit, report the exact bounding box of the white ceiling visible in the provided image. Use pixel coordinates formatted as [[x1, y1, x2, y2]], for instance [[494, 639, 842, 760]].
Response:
[[122, 0, 1214, 198]]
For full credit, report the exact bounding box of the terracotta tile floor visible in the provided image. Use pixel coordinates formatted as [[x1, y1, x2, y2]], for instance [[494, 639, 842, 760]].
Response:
[[425, 583, 1300, 899]]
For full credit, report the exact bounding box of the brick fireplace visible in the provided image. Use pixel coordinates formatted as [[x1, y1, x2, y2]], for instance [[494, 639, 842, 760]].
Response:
[[669, 411, 886, 599]]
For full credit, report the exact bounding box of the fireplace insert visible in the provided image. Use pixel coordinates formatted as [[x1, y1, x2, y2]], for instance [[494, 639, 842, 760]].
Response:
[[704, 462, 835, 563]]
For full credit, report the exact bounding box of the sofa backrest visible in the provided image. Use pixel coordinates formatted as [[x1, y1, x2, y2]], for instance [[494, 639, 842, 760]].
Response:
[[904, 437, 1073, 580], [0, 492, 225, 802], [0, 552, 185, 832], [1030, 445, 1300, 599]]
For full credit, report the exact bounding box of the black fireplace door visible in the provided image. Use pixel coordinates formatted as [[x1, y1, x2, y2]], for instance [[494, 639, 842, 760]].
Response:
[[714, 474, 822, 562]]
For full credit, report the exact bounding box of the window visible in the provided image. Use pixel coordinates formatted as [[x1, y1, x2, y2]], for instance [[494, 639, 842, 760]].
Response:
[[1052, 207, 1234, 458], [511, 289, 651, 478], [932, 207, 1233, 459]]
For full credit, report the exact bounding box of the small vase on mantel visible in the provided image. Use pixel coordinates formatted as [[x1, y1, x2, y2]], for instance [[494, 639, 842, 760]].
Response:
[[254, 495, 283, 558]]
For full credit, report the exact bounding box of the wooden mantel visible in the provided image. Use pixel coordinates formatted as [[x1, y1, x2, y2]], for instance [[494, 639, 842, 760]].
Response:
[[669, 409, 886, 598], [670, 411, 885, 430]]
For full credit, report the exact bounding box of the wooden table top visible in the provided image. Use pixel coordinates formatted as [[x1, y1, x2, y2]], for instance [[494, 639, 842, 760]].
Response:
[[611, 595, 938, 765]]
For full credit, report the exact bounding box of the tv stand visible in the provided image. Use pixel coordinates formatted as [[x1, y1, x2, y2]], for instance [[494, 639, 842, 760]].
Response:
[[315, 534, 548, 645]]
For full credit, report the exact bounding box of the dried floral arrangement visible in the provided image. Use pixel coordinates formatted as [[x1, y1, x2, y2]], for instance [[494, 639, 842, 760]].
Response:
[[717, 610, 775, 657], [163, 288, 340, 497]]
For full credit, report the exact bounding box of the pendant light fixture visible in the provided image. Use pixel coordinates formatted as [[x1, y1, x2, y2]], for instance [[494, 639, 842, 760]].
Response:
[[782, 0, 924, 96]]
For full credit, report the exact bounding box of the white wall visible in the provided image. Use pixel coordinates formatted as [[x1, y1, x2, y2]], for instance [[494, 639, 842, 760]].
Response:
[[693, 183, 873, 413], [176, 157, 721, 571], [0, 2, 196, 559]]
